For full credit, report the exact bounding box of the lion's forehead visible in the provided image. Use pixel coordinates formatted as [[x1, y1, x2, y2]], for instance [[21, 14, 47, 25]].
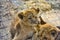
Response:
[[21, 8, 39, 16], [23, 11, 37, 16]]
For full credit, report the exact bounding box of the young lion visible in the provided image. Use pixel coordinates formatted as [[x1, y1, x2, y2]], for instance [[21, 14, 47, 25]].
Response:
[[33, 16, 60, 40], [10, 8, 40, 40]]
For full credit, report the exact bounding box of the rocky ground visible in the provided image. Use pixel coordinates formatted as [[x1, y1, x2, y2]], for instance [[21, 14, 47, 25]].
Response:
[[0, 0, 60, 40]]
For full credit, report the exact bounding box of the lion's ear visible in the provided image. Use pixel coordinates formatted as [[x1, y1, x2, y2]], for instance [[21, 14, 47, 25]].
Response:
[[56, 26, 60, 36], [57, 26, 60, 29], [18, 12, 24, 19], [39, 16, 46, 25], [56, 26, 60, 31]]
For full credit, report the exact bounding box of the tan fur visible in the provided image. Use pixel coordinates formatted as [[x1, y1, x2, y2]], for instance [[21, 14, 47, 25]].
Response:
[[33, 23, 60, 40], [10, 8, 40, 40]]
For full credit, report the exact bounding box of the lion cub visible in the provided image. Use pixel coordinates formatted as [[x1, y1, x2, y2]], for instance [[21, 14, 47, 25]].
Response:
[[10, 8, 40, 40], [33, 16, 60, 40]]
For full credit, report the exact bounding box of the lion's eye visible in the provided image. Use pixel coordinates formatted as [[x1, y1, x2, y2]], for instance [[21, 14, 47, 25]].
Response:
[[51, 30, 57, 37]]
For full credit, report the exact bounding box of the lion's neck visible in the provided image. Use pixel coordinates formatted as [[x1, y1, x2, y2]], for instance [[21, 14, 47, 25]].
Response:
[[20, 21, 34, 34]]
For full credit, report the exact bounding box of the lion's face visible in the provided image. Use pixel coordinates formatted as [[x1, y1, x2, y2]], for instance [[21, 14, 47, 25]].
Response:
[[22, 11, 39, 24], [18, 8, 40, 26], [37, 24, 60, 40]]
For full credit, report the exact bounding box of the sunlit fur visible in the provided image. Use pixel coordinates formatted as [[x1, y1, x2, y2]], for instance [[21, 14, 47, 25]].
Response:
[[33, 22, 60, 40], [32, 16, 60, 40], [10, 8, 40, 40]]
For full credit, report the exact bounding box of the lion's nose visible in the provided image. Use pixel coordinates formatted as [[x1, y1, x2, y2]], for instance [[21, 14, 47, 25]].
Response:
[[43, 37, 47, 40]]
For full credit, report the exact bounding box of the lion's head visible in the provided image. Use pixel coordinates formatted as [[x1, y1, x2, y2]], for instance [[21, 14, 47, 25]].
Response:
[[17, 8, 40, 26]]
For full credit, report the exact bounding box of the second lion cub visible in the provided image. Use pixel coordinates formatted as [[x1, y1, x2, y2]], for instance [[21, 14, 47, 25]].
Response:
[[33, 16, 60, 40]]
